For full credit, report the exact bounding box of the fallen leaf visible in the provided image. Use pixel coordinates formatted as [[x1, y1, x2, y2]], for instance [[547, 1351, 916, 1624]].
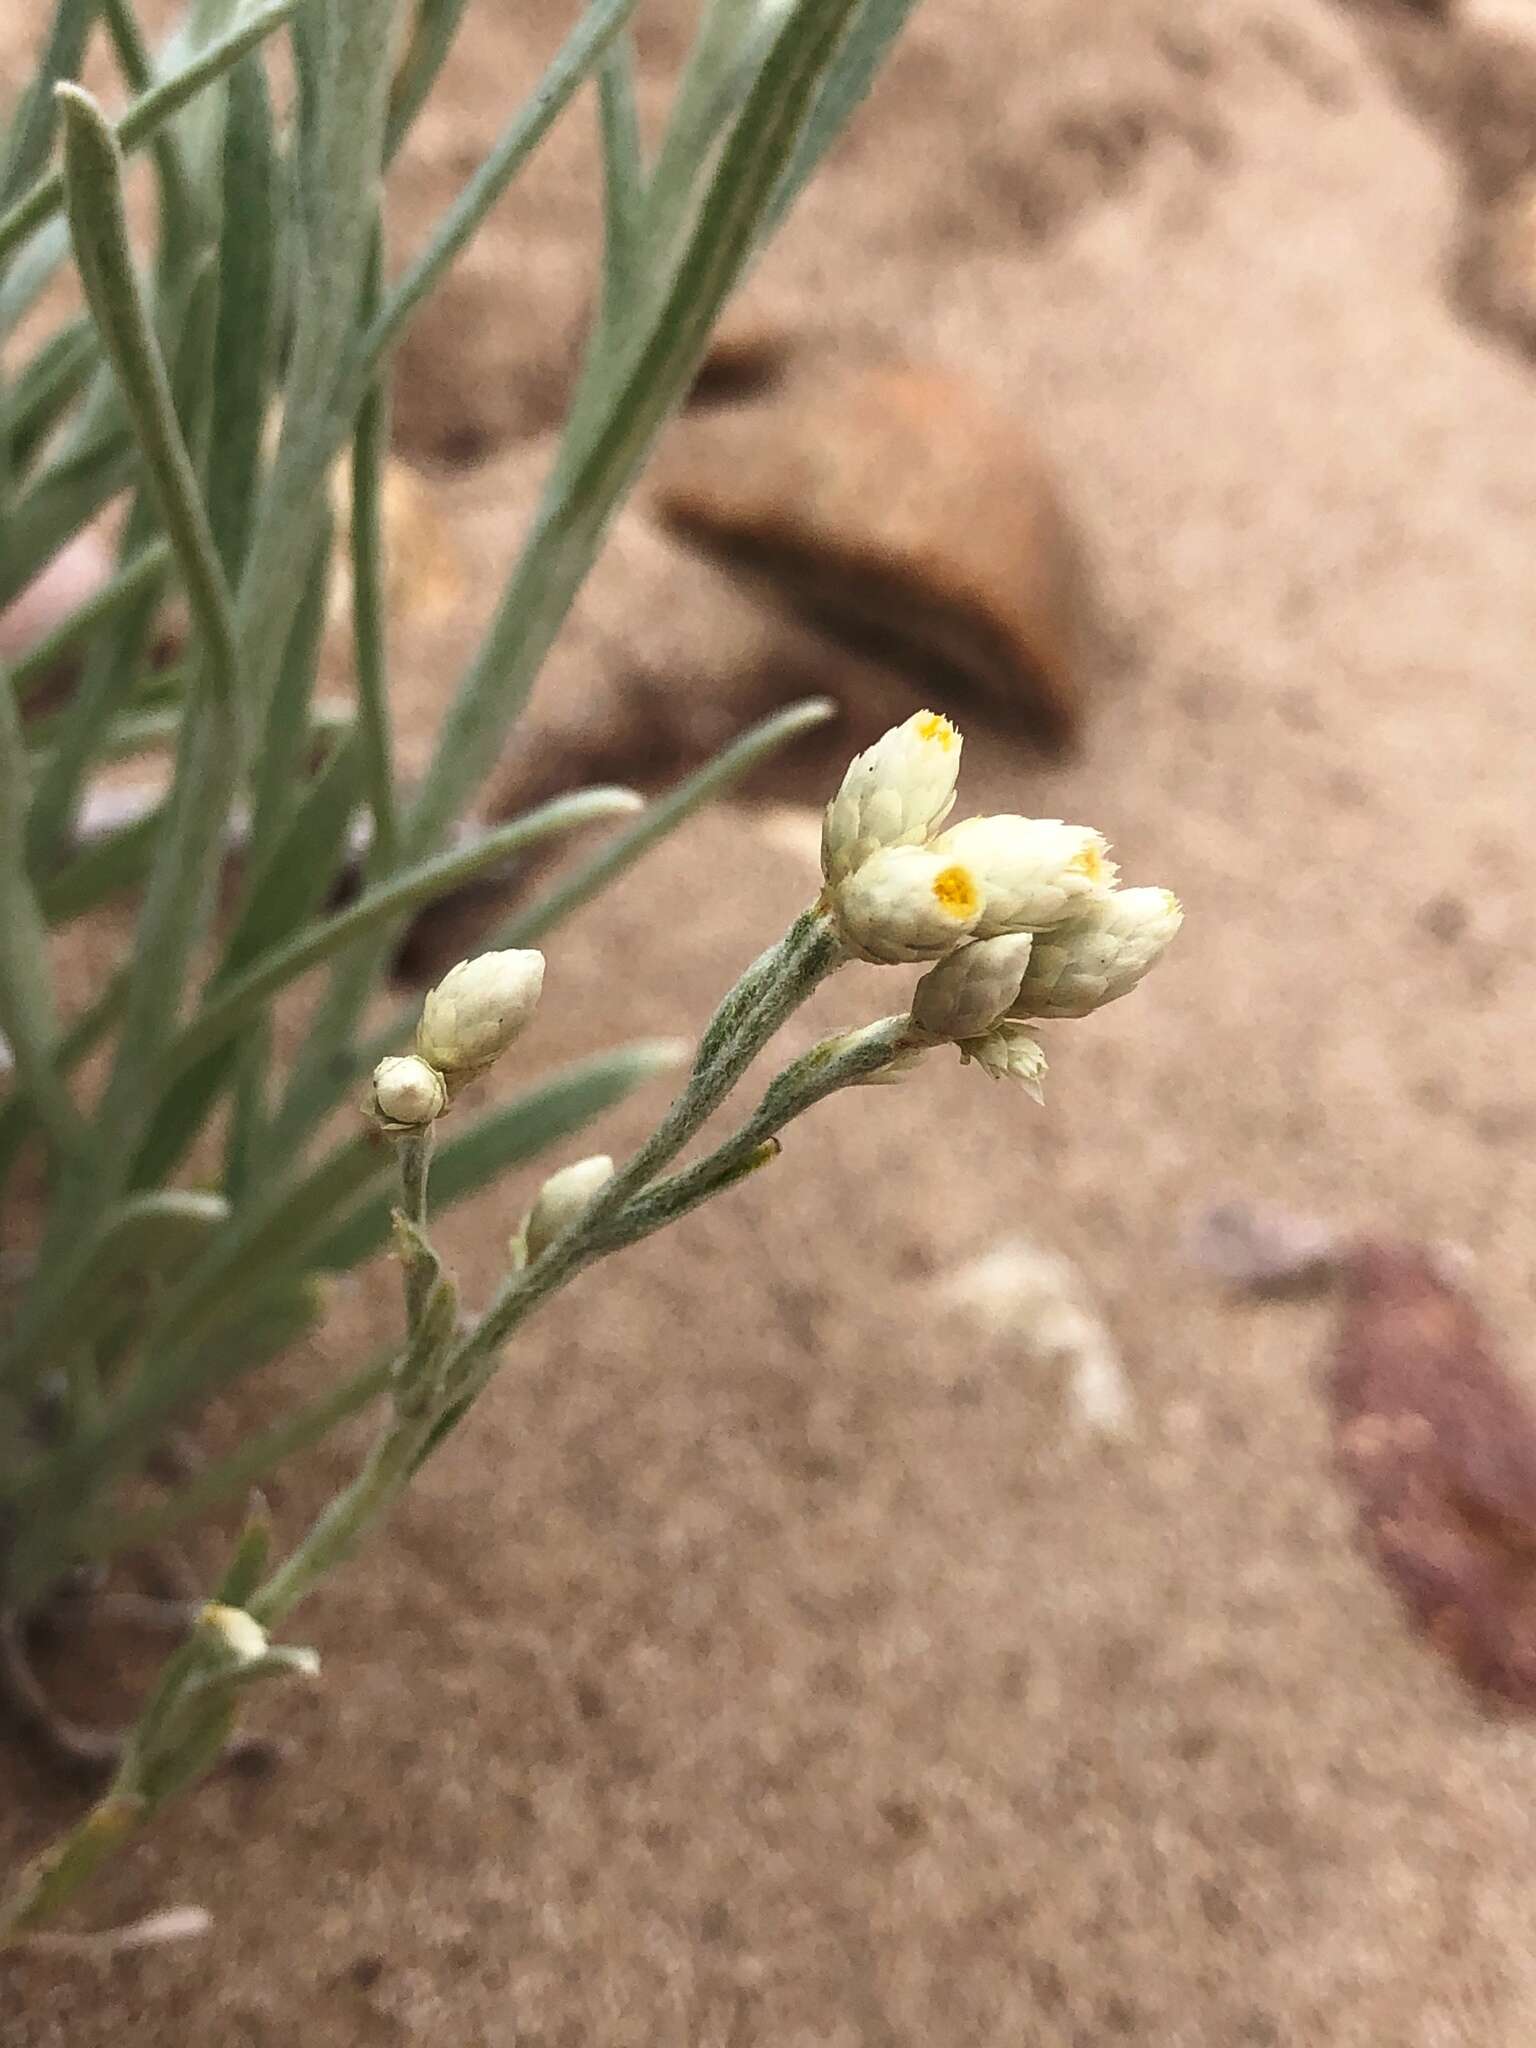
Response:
[[1328, 1241, 1536, 1707]]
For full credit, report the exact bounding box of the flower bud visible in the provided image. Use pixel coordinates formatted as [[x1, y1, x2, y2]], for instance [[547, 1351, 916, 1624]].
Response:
[[1010, 887, 1182, 1020], [830, 844, 983, 964], [821, 710, 963, 887], [929, 815, 1115, 936], [520, 1153, 614, 1264], [199, 1602, 269, 1666], [959, 1019, 1048, 1098], [417, 949, 545, 1079], [909, 932, 1034, 1043], [370, 1053, 448, 1129]]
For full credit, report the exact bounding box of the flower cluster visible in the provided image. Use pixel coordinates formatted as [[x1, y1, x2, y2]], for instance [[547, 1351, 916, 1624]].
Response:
[[369, 949, 546, 1130], [821, 711, 1181, 1089]]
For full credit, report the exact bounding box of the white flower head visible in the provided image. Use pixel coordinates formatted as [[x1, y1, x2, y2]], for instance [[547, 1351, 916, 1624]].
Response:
[[199, 1602, 269, 1667], [370, 1053, 448, 1129], [520, 1153, 615, 1264], [821, 709, 963, 888], [830, 843, 984, 964], [909, 932, 1034, 1043], [959, 1019, 1048, 1099], [929, 815, 1116, 936], [417, 949, 545, 1080], [1010, 887, 1182, 1020]]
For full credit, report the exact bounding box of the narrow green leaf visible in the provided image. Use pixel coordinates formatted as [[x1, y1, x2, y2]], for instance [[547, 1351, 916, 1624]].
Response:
[[764, 0, 921, 233], [384, 0, 473, 161], [404, 0, 864, 861], [74, 1347, 393, 1563], [8, 540, 172, 702], [1, 0, 96, 208], [205, 46, 276, 580], [127, 738, 362, 1190], [0, 0, 300, 267], [243, 520, 331, 857], [57, 88, 240, 715], [0, 1188, 229, 1409], [213, 1506, 272, 1607], [4, 315, 99, 481], [496, 699, 835, 948], [596, 33, 646, 324], [348, 230, 397, 870], [165, 788, 644, 1081], [0, 659, 86, 1160], [358, 0, 641, 382], [38, 803, 160, 923], [350, 704, 833, 1096]]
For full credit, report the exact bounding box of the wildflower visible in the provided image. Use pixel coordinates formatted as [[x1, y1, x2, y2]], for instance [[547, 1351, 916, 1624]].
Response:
[[518, 1153, 615, 1265], [829, 843, 984, 964], [370, 1054, 448, 1130], [909, 932, 1035, 1043], [417, 949, 545, 1081], [820, 709, 962, 888], [929, 815, 1116, 936], [959, 1019, 1048, 1098], [1010, 887, 1183, 1019]]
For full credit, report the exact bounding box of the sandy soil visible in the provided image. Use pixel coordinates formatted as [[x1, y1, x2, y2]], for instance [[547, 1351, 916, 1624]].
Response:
[[11, 0, 1536, 2041]]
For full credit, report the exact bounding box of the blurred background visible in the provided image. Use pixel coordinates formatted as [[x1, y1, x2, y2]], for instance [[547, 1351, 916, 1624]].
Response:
[[11, 1, 1536, 2041]]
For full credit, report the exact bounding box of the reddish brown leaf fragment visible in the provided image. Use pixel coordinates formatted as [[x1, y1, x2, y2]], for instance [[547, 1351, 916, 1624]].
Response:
[[1328, 1240, 1536, 1707]]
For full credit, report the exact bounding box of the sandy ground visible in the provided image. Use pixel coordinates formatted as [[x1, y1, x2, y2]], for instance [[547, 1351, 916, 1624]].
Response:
[[12, 0, 1536, 2041]]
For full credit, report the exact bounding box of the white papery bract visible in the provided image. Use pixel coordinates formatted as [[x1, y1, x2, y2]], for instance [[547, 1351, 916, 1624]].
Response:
[[959, 1019, 1048, 1098], [522, 1154, 615, 1264], [820, 710, 962, 888], [909, 931, 1034, 1043], [1010, 887, 1183, 1020], [929, 814, 1115, 937], [417, 949, 545, 1080], [829, 843, 984, 964]]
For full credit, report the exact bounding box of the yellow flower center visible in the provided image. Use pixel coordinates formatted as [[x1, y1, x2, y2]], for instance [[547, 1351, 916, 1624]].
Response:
[[1068, 840, 1106, 881], [931, 864, 980, 919], [916, 711, 957, 751]]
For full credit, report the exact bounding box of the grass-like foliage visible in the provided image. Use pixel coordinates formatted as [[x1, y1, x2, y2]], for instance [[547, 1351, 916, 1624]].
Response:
[[0, 0, 925, 1938], [0, 0, 1178, 1949]]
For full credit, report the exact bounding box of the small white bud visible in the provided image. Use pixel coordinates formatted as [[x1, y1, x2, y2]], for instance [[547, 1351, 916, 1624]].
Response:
[[200, 1602, 268, 1666], [521, 1153, 615, 1264], [370, 1053, 448, 1128], [929, 815, 1116, 936], [959, 1019, 1048, 1099], [830, 844, 983, 964], [1010, 887, 1182, 1020], [909, 932, 1034, 1042], [820, 710, 963, 887], [417, 949, 545, 1079]]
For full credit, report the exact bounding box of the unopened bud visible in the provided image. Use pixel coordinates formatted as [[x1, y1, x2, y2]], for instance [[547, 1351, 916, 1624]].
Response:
[[830, 844, 983, 964], [520, 1153, 615, 1264], [909, 932, 1034, 1042], [417, 949, 545, 1080], [821, 709, 963, 888], [1010, 887, 1183, 1020], [929, 815, 1115, 936], [370, 1054, 448, 1129], [199, 1602, 268, 1666]]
